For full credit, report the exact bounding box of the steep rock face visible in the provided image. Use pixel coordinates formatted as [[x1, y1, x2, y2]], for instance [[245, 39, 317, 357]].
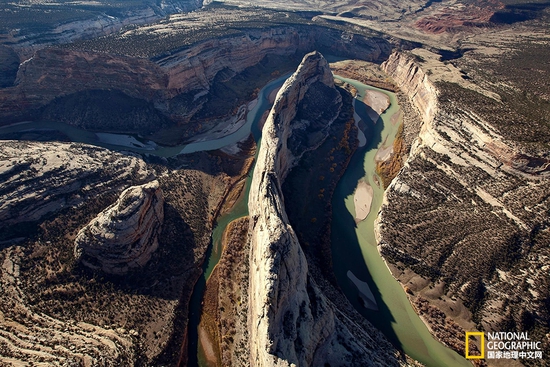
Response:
[[0, 140, 151, 238], [0, 45, 19, 88], [381, 52, 438, 124], [159, 26, 389, 98], [74, 181, 164, 275], [248, 52, 405, 367], [376, 52, 550, 342], [0, 25, 390, 134], [0, 48, 168, 125]]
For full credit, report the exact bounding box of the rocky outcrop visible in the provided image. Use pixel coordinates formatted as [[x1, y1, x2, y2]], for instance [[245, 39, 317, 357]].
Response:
[[376, 51, 550, 348], [248, 51, 406, 366], [382, 52, 438, 124], [74, 181, 164, 275], [0, 140, 151, 240]]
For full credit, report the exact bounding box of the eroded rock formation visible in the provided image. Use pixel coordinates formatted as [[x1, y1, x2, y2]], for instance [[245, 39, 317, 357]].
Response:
[[248, 51, 406, 366], [74, 181, 164, 275], [377, 51, 550, 353], [0, 140, 151, 238]]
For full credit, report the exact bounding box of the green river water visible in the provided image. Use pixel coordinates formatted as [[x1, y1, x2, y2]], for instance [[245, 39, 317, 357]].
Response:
[[0, 73, 471, 367], [331, 77, 471, 367]]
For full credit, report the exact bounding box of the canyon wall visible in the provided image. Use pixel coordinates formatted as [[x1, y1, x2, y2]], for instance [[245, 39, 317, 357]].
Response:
[[0, 26, 390, 137], [247, 51, 407, 367], [377, 51, 550, 348], [381, 52, 438, 124]]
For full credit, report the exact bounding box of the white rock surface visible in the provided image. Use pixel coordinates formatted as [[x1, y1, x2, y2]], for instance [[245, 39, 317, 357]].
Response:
[[74, 181, 164, 275], [248, 51, 407, 367]]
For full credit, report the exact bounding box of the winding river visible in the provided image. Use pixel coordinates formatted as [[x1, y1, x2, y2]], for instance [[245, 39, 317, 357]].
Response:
[[331, 77, 471, 367], [0, 72, 470, 366]]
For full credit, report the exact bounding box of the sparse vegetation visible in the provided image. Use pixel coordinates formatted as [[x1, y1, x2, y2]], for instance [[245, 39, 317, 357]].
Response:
[[283, 86, 357, 281]]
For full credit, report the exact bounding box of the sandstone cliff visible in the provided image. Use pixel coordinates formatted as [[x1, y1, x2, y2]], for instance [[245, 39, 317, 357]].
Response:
[[0, 23, 390, 139], [248, 51, 407, 367], [381, 52, 438, 124], [74, 181, 164, 275], [0, 140, 152, 240], [376, 51, 550, 352]]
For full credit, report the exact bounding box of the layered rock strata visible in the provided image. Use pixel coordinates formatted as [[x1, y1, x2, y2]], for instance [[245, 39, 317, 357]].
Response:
[[0, 140, 151, 239], [0, 24, 390, 136], [248, 51, 407, 366], [74, 181, 164, 275], [382, 52, 438, 124], [377, 51, 550, 348]]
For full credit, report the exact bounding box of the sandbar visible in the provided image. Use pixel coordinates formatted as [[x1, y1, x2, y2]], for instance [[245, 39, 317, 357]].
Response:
[[354, 180, 373, 222], [364, 90, 390, 123]]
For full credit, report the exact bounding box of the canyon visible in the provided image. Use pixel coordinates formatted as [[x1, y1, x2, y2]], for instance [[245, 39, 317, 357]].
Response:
[[247, 51, 405, 366], [0, 19, 391, 145], [0, 0, 549, 366]]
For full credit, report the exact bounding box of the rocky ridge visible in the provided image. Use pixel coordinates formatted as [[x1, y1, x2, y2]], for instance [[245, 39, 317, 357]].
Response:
[[74, 181, 164, 275], [247, 51, 407, 367], [377, 51, 550, 354], [0, 140, 151, 240]]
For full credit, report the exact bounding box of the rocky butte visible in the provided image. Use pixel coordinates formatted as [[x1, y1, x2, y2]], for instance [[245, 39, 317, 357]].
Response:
[[247, 51, 407, 366], [74, 180, 164, 275]]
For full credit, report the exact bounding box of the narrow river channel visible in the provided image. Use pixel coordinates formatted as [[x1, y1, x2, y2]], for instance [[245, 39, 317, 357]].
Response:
[[331, 77, 471, 367], [0, 71, 471, 367], [187, 73, 291, 366]]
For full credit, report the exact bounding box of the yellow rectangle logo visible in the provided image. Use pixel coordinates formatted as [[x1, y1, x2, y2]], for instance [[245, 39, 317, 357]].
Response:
[[465, 332, 485, 359]]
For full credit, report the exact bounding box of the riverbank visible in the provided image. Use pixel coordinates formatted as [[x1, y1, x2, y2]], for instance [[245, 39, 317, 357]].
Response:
[[330, 76, 472, 367]]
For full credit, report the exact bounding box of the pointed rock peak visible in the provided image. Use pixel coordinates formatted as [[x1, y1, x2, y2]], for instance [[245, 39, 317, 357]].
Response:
[[279, 51, 335, 97]]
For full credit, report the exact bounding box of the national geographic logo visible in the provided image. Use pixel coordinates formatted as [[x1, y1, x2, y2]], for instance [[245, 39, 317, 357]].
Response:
[[465, 331, 544, 361]]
